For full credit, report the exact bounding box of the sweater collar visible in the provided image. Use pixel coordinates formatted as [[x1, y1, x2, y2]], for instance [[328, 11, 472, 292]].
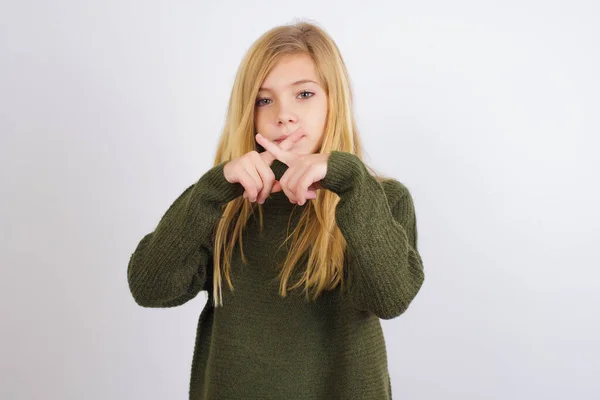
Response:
[[270, 159, 288, 181], [261, 159, 306, 212]]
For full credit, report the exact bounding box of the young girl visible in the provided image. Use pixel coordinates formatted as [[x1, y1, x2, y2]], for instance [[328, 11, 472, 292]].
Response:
[[128, 20, 425, 400]]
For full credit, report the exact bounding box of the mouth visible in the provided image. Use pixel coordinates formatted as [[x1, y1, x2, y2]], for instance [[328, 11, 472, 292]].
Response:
[[275, 135, 304, 144], [274, 129, 305, 143]]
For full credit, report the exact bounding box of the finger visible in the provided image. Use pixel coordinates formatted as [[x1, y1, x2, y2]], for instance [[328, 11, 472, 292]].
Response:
[[258, 144, 276, 165], [257, 130, 303, 166], [256, 133, 295, 165], [242, 158, 263, 202], [310, 181, 323, 191], [297, 172, 318, 205], [239, 168, 259, 201], [271, 180, 282, 193], [278, 172, 297, 204], [250, 151, 275, 203], [285, 162, 311, 204], [296, 173, 307, 206], [278, 129, 305, 151]]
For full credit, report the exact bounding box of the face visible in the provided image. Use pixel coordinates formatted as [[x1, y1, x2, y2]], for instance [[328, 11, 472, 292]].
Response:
[[254, 53, 328, 155]]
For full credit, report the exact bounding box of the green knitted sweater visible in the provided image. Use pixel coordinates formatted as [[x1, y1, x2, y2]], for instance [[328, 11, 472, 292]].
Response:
[[127, 150, 425, 399]]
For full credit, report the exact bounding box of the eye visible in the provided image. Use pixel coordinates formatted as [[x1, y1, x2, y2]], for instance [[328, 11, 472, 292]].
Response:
[[255, 91, 314, 108], [256, 97, 272, 107], [298, 90, 314, 99]]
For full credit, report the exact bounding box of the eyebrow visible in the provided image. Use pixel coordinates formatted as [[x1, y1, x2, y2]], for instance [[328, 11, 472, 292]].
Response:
[[259, 79, 319, 92]]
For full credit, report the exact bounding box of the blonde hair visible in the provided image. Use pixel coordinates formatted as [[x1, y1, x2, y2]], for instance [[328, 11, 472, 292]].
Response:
[[211, 20, 390, 307]]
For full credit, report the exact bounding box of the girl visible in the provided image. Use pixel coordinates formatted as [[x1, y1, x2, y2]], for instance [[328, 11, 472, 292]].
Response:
[[128, 20, 425, 400]]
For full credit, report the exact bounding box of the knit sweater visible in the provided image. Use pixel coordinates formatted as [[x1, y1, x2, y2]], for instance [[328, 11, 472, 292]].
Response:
[[127, 150, 425, 400]]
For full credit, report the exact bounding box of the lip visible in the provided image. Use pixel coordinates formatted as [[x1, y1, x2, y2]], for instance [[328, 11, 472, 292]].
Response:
[[275, 136, 304, 144], [274, 129, 302, 142]]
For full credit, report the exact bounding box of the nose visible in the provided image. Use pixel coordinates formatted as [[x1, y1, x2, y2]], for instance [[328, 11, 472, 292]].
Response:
[[276, 101, 298, 126]]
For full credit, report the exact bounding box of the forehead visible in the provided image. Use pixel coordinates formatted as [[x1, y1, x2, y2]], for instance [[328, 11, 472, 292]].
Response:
[[260, 54, 320, 90]]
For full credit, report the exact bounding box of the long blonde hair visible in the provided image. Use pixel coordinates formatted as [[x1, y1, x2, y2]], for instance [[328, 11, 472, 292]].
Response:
[[210, 20, 390, 307]]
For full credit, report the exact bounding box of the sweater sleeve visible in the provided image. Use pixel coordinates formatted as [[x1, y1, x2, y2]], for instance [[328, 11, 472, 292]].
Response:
[[319, 151, 425, 320], [127, 161, 244, 308]]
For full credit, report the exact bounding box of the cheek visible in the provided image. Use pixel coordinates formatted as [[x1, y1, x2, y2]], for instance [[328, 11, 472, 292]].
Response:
[[315, 98, 328, 126], [254, 109, 276, 129], [312, 101, 328, 135], [254, 112, 267, 131], [307, 99, 327, 123]]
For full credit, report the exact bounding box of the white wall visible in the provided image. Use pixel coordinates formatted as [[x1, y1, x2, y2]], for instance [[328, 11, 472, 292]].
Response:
[[1, 1, 598, 399]]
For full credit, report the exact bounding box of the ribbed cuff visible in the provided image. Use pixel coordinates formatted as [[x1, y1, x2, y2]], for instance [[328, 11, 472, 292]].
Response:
[[320, 151, 366, 195], [196, 161, 246, 204]]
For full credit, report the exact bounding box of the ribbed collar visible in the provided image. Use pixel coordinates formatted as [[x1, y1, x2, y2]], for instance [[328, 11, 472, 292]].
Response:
[[270, 159, 289, 181]]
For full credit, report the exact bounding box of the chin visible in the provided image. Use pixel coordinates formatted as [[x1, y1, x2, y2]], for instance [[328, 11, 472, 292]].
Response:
[[295, 146, 313, 155], [291, 137, 318, 155]]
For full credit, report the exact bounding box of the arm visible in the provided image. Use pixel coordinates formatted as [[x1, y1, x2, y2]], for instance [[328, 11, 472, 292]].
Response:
[[320, 151, 425, 319], [127, 161, 244, 308]]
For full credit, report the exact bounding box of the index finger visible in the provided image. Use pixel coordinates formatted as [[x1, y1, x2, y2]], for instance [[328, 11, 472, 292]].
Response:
[[257, 130, 303, 164], [256, 133, 294, 165], [278, 128, 305, 150]]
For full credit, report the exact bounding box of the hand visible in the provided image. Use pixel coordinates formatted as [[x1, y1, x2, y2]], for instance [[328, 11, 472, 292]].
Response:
[[255, 133, 329, 206], [223, 129, 304, 203]]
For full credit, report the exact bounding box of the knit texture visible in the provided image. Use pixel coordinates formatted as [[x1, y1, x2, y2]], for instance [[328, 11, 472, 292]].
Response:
[[127, 150, 425, 399]]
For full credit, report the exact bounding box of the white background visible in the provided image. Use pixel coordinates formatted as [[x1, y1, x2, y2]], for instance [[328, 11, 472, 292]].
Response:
[[1, 1, 598, 399]]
